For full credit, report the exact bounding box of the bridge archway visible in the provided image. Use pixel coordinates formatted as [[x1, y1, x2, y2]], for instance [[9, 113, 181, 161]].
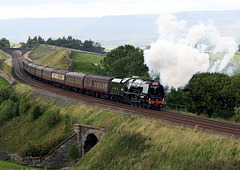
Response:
[[84, 133, 99, 154], [6, 48, 31, 55]]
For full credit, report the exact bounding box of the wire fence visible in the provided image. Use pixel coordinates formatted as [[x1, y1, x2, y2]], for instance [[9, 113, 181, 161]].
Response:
[[164, 103, 188, 112]]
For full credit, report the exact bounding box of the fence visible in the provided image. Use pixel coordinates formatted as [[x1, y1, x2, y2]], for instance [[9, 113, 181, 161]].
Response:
[[164, 103, 188, 112]]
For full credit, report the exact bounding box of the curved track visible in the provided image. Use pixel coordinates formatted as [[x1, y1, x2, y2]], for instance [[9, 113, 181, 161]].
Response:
[[11, 50, 240, 138]]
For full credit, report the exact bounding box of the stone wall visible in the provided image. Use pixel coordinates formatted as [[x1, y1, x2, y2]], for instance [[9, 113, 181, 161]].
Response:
[[66, 50, 74, 70], [41, 133, 79, 168]]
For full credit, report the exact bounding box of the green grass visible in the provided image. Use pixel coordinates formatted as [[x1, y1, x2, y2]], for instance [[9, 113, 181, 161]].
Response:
[[0, 76, 9, 88], [0, 52, 6, 60], [71, 51, 104, 74], [0, 160, 43, 170]]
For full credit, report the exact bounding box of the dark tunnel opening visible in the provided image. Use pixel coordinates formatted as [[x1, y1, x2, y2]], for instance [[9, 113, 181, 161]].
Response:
[[84, 134, 99, 154]]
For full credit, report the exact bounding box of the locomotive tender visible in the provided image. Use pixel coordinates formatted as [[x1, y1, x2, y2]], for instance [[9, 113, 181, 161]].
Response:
[[22, 59, 165, 109]]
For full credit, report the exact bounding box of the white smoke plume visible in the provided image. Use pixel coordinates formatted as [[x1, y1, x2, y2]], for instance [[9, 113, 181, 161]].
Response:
[[144, 15, 237, 88]]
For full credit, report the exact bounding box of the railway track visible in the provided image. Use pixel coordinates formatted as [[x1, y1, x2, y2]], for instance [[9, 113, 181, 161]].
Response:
[[11, 50, 240, 138]]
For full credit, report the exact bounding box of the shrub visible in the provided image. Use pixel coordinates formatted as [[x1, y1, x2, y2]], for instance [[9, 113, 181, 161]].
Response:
[[28, 105, 42, 121], [43, 107, 61, 128], [0, 99, 19, 125], [64, 114, 72, 134], [231, 107, 240, 122], [0, 87, 11, 104], [19, 95, 31, 115]]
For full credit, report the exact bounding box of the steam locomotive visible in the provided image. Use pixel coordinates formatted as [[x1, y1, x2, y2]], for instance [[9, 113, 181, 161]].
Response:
[[22, 59, 165, 110]]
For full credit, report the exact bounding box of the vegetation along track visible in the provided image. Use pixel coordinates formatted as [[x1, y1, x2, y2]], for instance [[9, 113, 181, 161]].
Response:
[[11, 50, 240, 138]]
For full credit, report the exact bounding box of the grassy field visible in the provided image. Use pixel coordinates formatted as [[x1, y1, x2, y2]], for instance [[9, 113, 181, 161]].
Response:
[[0, 76, 9, 88], [70, 51, 104, 74], [0, 160, 42, 170]]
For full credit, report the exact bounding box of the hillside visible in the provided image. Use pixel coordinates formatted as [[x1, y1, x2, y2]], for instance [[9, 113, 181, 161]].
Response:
[[27, 44, 104, 74], [0, 84, 239, 169]]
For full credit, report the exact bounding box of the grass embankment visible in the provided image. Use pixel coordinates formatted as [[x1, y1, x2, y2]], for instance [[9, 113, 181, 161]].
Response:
[[0, 77, 9, 88], [29, 44, 69, 70], [0, 52, 6, 60], [0, 160, 43, 170], [0, 84, 239, 169], [0, 51, 12, 78], [0, 84, 73, 158], [70, 51, 104, 74]]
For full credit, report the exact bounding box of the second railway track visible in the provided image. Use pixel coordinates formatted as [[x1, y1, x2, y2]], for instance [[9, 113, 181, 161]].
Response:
[[11, 50, 240, 138]]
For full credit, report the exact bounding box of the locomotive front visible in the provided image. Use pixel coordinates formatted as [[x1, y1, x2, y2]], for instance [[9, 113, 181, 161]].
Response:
[[147, 82, 166, 109]]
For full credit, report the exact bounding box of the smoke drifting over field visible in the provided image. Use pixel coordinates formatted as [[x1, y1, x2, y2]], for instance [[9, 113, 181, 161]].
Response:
[[144, 15, 237, 88]]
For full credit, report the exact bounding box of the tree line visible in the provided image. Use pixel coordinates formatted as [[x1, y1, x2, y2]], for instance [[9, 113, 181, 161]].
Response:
[[20, 36, 105, 54]]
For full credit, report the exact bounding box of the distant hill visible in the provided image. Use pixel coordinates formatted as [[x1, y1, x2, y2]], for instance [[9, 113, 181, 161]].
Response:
[[1, 10, 240, 48]]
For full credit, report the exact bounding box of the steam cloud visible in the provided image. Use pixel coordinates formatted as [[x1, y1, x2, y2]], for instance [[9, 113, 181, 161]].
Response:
[[144, 15, 237, 88]]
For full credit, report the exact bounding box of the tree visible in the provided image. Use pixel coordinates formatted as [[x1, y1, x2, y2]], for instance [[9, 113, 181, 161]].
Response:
[[230, 74, 240, 107], [184, 72, 232, 117], [165, 87, 187, 105], [96, 44, 149, 78], [0, 38, 10, 51]]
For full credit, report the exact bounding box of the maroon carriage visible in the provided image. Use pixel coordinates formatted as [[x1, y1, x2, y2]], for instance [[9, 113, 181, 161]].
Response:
[[84, 74, 114, 96], [66, 72, 87, 92]]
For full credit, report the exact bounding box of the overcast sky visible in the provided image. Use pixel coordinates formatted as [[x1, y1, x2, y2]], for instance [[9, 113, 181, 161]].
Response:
[[0, 0, 240, 19]]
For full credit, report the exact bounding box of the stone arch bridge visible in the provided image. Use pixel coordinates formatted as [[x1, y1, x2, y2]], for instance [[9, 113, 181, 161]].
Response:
[[6, 48, 31, 55], [40, 124, 106, 168]]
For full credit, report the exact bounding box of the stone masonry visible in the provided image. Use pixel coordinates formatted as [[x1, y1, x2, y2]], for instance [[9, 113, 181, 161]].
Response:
[[0, 124, 105, 169]]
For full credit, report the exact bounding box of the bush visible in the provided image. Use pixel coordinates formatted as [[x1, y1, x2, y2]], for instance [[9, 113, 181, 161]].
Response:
[[19, 95, 31, 115], [43, 107, 61, 128], [0, 87, 11, 104], [0, 99, 19, 125], [29, 105, 42, 121], [231, 107, 240, 122]]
